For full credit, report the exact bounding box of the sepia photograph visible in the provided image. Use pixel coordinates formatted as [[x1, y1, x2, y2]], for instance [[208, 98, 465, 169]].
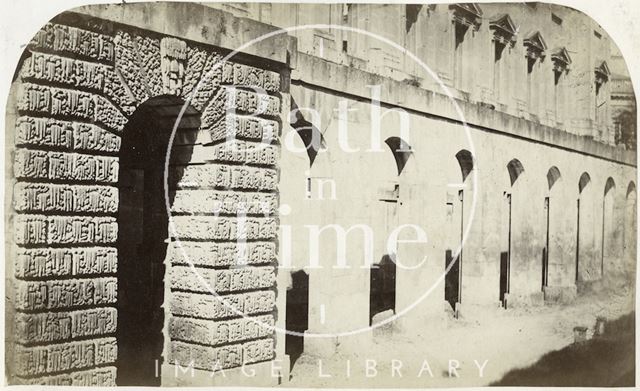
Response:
[[1, 0, 638, 388]]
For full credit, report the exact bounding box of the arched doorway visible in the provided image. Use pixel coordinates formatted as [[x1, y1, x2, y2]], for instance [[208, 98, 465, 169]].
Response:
[[116, 96, 199, 385], [543, 166, 562, 290], [369, 137, 412, 324], [601, 177, 616, 277], [444, 149, 473, 313], [500, 158, 525, 308], [576, 172, 594, 283], [623, 182, 637, 277]]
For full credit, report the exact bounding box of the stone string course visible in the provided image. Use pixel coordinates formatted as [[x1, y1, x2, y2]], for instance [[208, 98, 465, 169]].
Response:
[[9, 17, 282, 384]]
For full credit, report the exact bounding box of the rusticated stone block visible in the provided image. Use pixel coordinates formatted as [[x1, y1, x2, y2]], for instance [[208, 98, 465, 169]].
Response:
[[171, 292, 242, 319], [15, 116, 73, 149], [168, 241, 276, 267], [14, 247, 117, 278], [15, 248, 72, 278], [48, 151, 119, 183], [169, 341, 242, 370], [47, 215, 117, 244], [21, 51, 107, 91], [14, 277, 117, 311], [14, 149, 48, 180], [14, 183, 118, 213], [14, 116, 120, 153], [17, 366, 116, 386], [221, 62, 281, 92], [171, 189, 277, 215], [207, 114, 279, 144], [201, 87, 281, 130], [170, 265, 275, 293], [15, 338, 106, 376], [95, 338, 117, 365], [103, 69, 136, 115], [169, 315, 274, 346], [171, 164, 277, 191], [203, 140, 279, 166], [14, 214, 48, 245], [170, 290, 275, 319], [243, 338, 275, 364], [17, 83, 127, 132], [14, 307, 117, 344], [73, 122, 121, 152], [29, 23, 114, 62], [170, 216, 276, 241]]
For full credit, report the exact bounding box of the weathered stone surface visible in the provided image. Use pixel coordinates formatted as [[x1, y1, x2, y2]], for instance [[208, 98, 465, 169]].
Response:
[[15, 337, 114, 376], [14, 277, 117, 310], [14, 183, 118, 213], [201, 87, 281, 130], [170, 291, 275, 320], [170, 164, 277, 191], [15, 215, 117, 245], [168, 241, 276, 267], [170, 216, 276, 241], [14, 149, 49, 180], [94, 338, 118, 365], [15, 307, 117, 344], [48, 151, 119, 183], [14, 247, 117, 278], [169, 315, 274, 346], [17, 366, 117, 386], [221, 62, 281, 92], [207, 114, 279, 144], [15, 116, 120, 153], [29, 23, 114, 63], [113, 31, 162, 103], [182, 47, 222, 110], [202, 140, 279, 166], [169, 341, 243, 370], [103, 69, 136, 115], [15, 149, 118, 182], [22, 51, 107, 91], [52, 215, 117, 244], [15, 116, 73, 149], [170, 265, 275, 293], [243, 338, 275, 364], [171, 189, 277, 215], [17, 83, 127, 132]]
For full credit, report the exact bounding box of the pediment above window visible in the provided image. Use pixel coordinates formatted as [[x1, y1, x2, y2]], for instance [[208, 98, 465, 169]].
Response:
[[450, 3, 483, 31], [489, 14, 518, 47], [523, 31, 547, 60], [551, 47, 572, 72]]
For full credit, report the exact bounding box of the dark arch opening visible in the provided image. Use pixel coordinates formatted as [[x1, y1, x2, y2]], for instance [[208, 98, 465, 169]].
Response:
[[370, 254, 397, 324], [385, 136, 412, 175], [627, 181, 636, 197], [507, 159, 525, 186], [604, 177, 616, 195], [285, 270, 309, 373], [547, 166, 562, 190], [579, 172, 591, 193], [290, 97, 326, 167], [455, 149, 474, 182], [116, 96, 200, 386]]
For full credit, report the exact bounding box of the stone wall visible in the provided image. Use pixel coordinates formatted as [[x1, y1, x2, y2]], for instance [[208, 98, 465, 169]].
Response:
[[6, 10, 286, 385]]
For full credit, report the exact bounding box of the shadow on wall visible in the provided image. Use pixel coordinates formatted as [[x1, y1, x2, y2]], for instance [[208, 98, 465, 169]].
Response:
[[491, 312, 635, 387], [116, 96, 200, 386]]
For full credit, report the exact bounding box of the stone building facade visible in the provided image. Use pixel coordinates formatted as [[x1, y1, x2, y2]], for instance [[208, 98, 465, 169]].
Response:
[[4, 2, 637, 387]]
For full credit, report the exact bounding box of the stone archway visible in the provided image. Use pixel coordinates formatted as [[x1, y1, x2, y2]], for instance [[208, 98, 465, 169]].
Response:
[[7, 14, 284, 386]]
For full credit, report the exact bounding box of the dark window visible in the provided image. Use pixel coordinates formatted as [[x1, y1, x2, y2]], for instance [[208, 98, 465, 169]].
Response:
[[552, 13, 562, 26]]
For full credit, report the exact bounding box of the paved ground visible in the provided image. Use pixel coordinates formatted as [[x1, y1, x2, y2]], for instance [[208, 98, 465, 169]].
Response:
[[287, 278, 635, 387]]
